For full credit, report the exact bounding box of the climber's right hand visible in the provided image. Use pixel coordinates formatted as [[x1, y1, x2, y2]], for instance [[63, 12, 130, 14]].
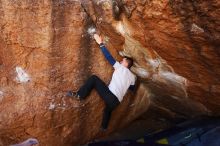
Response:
[[94, 34, 102, 45]]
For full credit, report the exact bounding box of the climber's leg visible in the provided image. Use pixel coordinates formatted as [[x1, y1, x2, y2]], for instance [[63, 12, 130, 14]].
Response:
[[84, 75, 119, 106], [76, 75, 101, 99], [77, 75, 113, 100], [68, 74, 117, 102], [76, 74, 120, 129], [101, 99, 119, 130], [101, 105, 112, 130], [77, 75, 102, 98], [101, 97, 119, 130], [67, 75, 99, 99]]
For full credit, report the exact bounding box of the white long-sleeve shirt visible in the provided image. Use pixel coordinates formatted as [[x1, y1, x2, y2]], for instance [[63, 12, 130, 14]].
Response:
[[108, 61, 136, 102]]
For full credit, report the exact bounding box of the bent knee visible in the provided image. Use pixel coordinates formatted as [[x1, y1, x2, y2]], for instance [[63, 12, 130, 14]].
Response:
[[90, 75, 99, 79]]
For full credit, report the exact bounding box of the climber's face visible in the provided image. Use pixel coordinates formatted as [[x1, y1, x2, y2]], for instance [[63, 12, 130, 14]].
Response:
[[120, 58, 129, 68]]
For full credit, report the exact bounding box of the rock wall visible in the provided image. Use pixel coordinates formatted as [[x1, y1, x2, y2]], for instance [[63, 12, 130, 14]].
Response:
[[0, 0, 219, 145]]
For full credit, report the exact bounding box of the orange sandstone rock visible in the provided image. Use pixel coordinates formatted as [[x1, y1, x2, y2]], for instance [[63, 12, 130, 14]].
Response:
[[0, 0, 219, 145]]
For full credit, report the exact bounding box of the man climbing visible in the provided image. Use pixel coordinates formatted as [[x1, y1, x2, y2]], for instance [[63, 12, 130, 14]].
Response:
[[67, 34, 136, 130]]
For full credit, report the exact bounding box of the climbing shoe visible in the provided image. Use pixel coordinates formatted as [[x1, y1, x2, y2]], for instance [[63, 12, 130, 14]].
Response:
[[66, 91, 81, 100], [100, 127, 107, 132]]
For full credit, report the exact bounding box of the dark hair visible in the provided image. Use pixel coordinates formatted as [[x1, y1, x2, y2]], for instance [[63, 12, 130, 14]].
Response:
[[124, 56, 133, 69]]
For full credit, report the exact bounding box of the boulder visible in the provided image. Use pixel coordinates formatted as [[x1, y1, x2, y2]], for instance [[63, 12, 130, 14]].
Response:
[[0, 0, 219, 145]]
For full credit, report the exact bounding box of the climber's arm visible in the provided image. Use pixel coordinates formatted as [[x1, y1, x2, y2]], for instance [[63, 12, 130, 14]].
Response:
[[94, 34, 116, 66], [129, 84, 135, 91], [99, 43, 116, 66]]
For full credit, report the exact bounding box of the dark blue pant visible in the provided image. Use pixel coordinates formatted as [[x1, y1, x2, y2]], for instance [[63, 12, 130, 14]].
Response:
[[77, 75, 120, 129]]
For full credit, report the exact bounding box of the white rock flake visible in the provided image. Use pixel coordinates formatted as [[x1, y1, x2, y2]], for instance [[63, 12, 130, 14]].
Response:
[[15, 67, 30, 83]]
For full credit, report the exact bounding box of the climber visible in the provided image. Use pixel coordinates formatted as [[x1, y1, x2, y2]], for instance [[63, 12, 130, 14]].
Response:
[[67, 34, 136, 130]]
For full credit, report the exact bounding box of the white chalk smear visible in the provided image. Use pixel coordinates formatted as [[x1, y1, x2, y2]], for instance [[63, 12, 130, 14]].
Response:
[[87, 26, 96, 35], [62, 97, 66, 107], [148, 59, 160, 69], [119, 51, 130, 57], [49, 102, 56, 110], [171, 95, 180, 100], [0, 91, 3, 96], [97, 0, 108, 5], [15, 67, 30, 83], [0, 91, 3, 102], [104, 36, 110, 43], [136, 67, 150, 78], [116, 21, 126, 35], [191, 23, 204, 34], [159, 71, 187, 84]]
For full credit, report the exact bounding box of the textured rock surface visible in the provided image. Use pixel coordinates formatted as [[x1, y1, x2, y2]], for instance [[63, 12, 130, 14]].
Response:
[[0, 0, 220, 145]]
